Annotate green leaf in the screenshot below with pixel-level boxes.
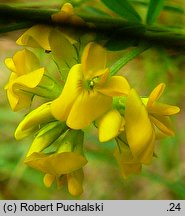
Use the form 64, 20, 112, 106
110, 43, 150, 76
0, 22, 33, 34
146, 0, 165, 25
131, 0, 185, 15
101, 0, 142, 23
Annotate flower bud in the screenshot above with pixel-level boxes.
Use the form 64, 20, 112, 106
26, 121, 67, 157
58, 130, 84, 155
15, 102, 54, 140
98, 109, 125, 142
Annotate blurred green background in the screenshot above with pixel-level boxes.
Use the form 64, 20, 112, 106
0, 0, 185, 199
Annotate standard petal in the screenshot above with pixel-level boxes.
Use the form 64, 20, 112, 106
4, 73, 18, 91
6, 85, 19, 111
150, 115, 175, 136
7, 85, 32, 111
81, 42, 106, 79
125, 89, 155, 164
98, 109, 124, 142
97, 76, 130, 96
67, 91, 112, 129
13, 68, 44, 88
51, 64, 83, 122
16, 25, 51, 50
67, 168, 84, 196
13, 49, 40, 75
147, 83, 166, 107
148, 102, 180, 116
24, 152, 88, 176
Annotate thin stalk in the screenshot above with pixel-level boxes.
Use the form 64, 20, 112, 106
110, 43, 150, 76
0, 4, 184, 50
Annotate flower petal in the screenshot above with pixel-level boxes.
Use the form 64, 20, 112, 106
13, 68, 44, 88
114, 143, 142, 178
81, 42, 106, 79
43, 174, 55, 188
52, 3, 84, 25
16, 25, 51, 50
67, 168, 84, 196
147, 83, 165, 107
51, 64, 83, 122
125, 89, 155, 164
52, 3, 74, 23
97, 76, 130, 96
148, 102, 180, 116
7, 86, 32, 111
15, 102, 54, 139
26, 121, 67, 157
67, 91, 112, 129
98, 109, 124, 142
150, 115, 175, 136
5, 58, 16, 72
24, 152, 87, 176
12, 49, 40, 75
49, 29, 77, 79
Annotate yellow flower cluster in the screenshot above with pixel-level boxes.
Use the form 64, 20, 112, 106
4, 3, 180, 196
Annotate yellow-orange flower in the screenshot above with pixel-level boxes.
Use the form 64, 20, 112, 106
98, 109, 125, 142
25, 130, 87, 196
16, 25, 52, 50
51, 2, 85, 26
125, 89, 155, 164
14, 102, 54, 140
16, 3, 81, 50
114, 136, 142, 178
146, 83, 180, 136
51, 42, 130, 129
4, 49, 45, 111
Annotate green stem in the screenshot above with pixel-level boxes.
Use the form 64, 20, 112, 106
110, 43, 150, 76
0, 22, 33, 33
0, 4, 184, 50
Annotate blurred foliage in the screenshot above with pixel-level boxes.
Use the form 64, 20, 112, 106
0, 0, 185, 200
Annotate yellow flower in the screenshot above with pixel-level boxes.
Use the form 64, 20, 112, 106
4, 49, 45, 111
44, 168, 84, 196
16, 25, 52, 50
49, 28, 78, 80
98, 109, 125, 142
51, 2, 85, 26
24, 130, 87, 196
125, 89, 155, 164
14, 102, 54, 140
25, 151, 86, 196
26, 121, 67, 157
114, 136, 142, 178
5, 49, 60, 111
145, 83, 180, 136
51, 42, 130, 129
25, 151, 87, 177
124, 84, 180, 164
16, 3, 79, 50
